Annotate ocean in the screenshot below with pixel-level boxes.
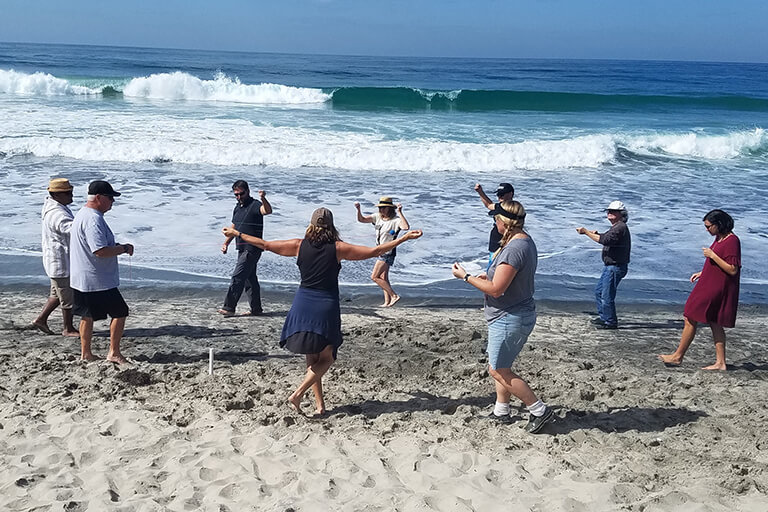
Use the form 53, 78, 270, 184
1, 42, 767, 303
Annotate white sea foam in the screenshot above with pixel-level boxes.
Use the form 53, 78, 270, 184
122, 71, 330, 104
0, 69, 102, 96
623, 128, 767, 159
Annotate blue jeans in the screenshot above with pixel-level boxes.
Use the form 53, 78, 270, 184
486, 310, 536, 370
595, 264, 628, 326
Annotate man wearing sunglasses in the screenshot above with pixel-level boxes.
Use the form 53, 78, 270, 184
219, 180, 273, 316
70, 180, 134, 364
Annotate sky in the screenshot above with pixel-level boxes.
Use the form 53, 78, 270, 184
2, 0, 767, 62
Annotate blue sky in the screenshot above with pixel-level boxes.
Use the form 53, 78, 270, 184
2, 0, 767, 62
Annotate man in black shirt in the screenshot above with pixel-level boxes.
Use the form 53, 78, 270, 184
577, 200, 631, 329
219, 180, 273, 316
474, 182, 515, 264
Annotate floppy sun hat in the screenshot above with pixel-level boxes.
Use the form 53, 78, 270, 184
604, 200, 626, 211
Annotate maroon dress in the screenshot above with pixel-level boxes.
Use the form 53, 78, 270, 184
683, 234, 741, 327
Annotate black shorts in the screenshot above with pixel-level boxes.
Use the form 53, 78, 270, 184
73, 288, 129, 321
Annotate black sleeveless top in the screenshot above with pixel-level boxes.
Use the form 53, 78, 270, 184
297, 239, 341, 293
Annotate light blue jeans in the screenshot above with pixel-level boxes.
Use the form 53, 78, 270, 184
486, 310, 536, 370
595, 264, 628, 326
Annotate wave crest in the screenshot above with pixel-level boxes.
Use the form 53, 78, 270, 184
122, 71, 331, 104
0, 69, 102, 96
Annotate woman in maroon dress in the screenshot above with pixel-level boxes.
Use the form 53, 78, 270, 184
659, 210, 741, 370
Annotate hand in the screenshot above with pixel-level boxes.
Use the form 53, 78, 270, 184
354, 201, 361, 210
221, 243, 228, 254
702, 247, 715, 259
452, 262, 466, 280
403, 229, 423, 240
258, 190, 266, 199
222, 226, 238, 238
474, 183, 483, 192
396, 203, 403, 211
576, 227, 587, 234
690, 272, 702, 283
122, 243, 134, 256
476, 272, 488, 281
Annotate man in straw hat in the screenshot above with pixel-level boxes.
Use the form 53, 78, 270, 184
33, 178, 80, 337
576, 200, 632, 330
70, 180, 134, 364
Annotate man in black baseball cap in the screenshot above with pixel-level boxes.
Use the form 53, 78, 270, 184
70, 179, 133, 364
87, 180, 121, 197
474, 182, 515, 265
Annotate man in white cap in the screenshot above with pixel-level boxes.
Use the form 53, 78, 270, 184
576, 201, 631, 329
33, 178, 80, 337
70, 180, 134, 363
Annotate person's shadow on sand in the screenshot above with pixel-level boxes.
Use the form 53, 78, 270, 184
328, 391, 491, 418
546, 406, 708, 434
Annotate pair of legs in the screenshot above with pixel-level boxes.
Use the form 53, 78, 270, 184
371, 259, 399, 307
288, 344, 335, 416
221, 250, 262, 314
34, 297, 79, 336
80, 316, 127, 364
658, 316, 727, 370
489, 367, 539, 408
34, 278, 79, 336
595, 264, 628, 326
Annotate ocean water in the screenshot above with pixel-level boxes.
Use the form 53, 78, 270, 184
1, 42, 767, 303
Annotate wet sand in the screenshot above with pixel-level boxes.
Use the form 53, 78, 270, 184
1, 285, 767, 511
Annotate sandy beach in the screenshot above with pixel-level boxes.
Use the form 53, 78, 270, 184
1, 285, 767, 511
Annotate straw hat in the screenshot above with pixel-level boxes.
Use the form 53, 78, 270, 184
47, 178, 73, 193
376, 196, 395, 208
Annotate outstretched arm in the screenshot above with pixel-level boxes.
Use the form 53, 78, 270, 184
354, 202, 374, 223
474, 183, 494, 210
396, 203, 410, 230
337, 229, 423, 261
222, 226, 301, 257
576, 226, 600, 243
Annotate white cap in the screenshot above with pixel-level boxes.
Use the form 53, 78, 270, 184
604, 200, 626, 211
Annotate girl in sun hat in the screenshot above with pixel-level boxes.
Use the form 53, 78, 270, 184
354, 196, 411, 307
223, 209, 422, 417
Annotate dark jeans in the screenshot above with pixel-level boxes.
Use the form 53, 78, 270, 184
595, 264, 628, 326
222, 250, 262, 313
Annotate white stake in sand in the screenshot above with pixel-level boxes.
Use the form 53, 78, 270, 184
208, 348, 214, 375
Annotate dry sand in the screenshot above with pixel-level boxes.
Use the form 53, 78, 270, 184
1, 285, 767, 511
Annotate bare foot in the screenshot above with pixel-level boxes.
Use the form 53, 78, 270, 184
288, 395, 304, 415
311, 409, 328, 419
218, 309, 235, 317
81, 353, 99, 362
658, 354, 682, 366
107, 354, 129, 365
32, 321, 54, 335
62, 330, 80, 338
388, 295, 401, 307
379, 302, 390, 307
702, 363, 727, 371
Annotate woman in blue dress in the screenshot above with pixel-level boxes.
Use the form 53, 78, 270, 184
224, 208, 422, 416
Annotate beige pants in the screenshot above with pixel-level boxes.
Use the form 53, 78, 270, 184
49, 277, 74, 309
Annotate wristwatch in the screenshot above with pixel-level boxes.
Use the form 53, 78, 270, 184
463, 273, 471, 282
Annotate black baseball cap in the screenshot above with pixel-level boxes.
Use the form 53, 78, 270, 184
88, 180, 121, 197
496, 183, 514, 197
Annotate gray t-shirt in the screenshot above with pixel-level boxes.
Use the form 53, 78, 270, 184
484, 236, 537, 322
372, 213, 401, 256
70, 206, 119, 292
